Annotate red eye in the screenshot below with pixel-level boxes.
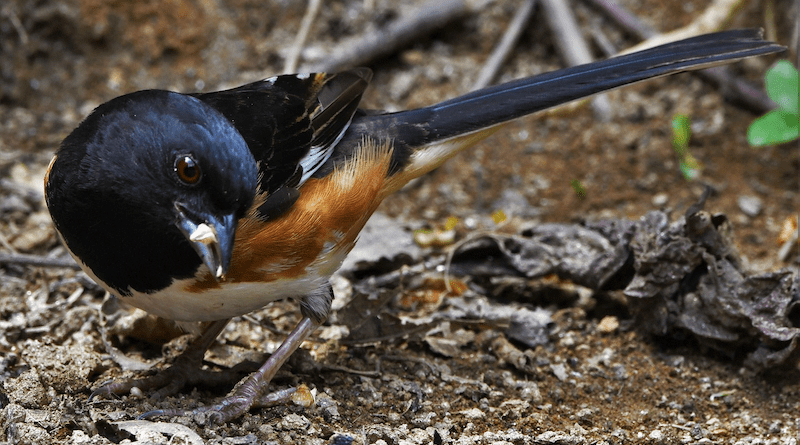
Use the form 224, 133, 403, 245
175, 155, 202, 185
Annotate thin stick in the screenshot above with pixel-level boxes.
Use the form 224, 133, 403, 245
589, 27, 619, 57
614, 0, 747, 52
777, 222, 799, 263
1, 5, 28, 45
283, 0, 323, 73
0, 232, 17, 254
583, 0, 778, 113
582, 0, 656, 39
472, 0, 537, 90
304, 0, 490, 73
540, 0, 612, 120
0, 252, 81, 270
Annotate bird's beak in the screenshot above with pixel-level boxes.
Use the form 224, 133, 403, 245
174, 203, 236, 281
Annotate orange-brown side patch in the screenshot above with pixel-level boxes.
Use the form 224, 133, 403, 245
380, 125, 503, 197
186, 137, 393, 292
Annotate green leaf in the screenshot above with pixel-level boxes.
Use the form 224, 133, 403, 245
766, 60, 799, 114
678, 153, 702, 180
679, 161, 700, 180
747, 109, 800, 146
570, 179, 586, 198
671, 114, 691, 152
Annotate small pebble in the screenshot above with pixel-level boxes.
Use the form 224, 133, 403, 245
459, 408, 485, 419
737, 195, 762, 217
277, 413, 310, 430
597, 316, 619, 334
611, 364, 629, 380
651, 193, 668, 207
291, 384, 315, 408
551, 363, 569, 382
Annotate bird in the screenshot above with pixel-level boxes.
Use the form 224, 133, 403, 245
45, 29, 783, 424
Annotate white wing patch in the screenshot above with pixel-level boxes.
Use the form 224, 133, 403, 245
297, 110, 354, 186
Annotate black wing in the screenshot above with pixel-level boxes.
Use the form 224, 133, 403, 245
193, 68, 372, 218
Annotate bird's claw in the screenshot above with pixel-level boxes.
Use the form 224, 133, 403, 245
138, 387, 299, 425
89, 354, 255, 403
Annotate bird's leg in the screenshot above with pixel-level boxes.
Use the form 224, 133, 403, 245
140, 316, 320, 424
140, 284, 333, 424
90, 319, 247, 400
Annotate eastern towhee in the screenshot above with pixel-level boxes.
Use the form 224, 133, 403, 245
45, 29, 784, 423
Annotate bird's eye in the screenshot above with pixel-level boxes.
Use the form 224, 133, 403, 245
174, 155, 202, 185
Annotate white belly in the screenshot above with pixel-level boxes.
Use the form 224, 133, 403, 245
121, 273, 329, 321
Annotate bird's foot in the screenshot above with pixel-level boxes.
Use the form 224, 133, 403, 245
90, 353, 255, 401
95, 317, 320, 424
90, 319, 251, 401
138, 317, 320, 424
139, 381, 307, 425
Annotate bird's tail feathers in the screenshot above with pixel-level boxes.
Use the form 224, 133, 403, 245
371, 28, 783, 192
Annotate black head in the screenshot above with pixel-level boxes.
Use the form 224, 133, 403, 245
46, 90, 258, 295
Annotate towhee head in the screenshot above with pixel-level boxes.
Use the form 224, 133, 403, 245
45, 90, 258, 297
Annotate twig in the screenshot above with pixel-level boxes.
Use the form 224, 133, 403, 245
303, 0, 491, 73
472, 0, 537, 90
0, 252, 81, 270
763, 0, 777, 43
582, 0, 656, 39
589, 27, 619, 57
777, 221, 799, 263
539, 0, 612, 120
0, 232, 17, 254
583, 0, 779, 114
540, 0, 593, 67
614, 0, 748, 52
283, 0, 323, 73
700, 66, 778, 114
375, 354, 439, 376
320, 362, 380, 377
1, 5, 28, 45
792, 0, 800, 55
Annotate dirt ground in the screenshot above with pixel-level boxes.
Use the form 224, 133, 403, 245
1, 0, 799, 443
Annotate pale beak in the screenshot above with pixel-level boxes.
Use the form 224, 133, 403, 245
174, 203, 236, 280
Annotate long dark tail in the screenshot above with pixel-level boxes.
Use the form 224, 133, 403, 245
331, 29, 783, 193
420, 29, 781, 137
